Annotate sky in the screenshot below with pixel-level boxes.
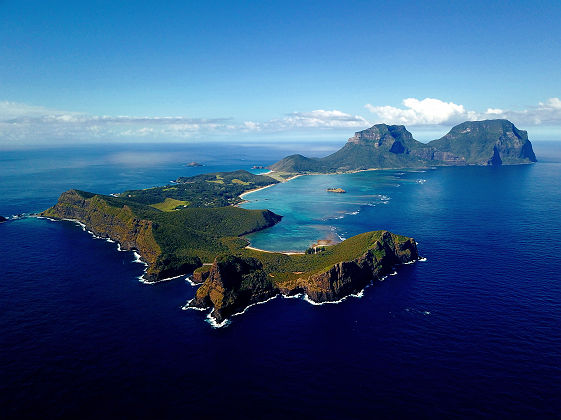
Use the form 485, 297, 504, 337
1, 0, 561, 146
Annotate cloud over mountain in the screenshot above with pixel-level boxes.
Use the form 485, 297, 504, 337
365, 97, 561, 128
1, 97, 561, 145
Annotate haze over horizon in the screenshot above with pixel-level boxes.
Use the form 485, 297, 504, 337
1, 0, 561, 146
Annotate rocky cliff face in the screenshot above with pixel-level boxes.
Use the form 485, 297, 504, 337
188, 231, 419, 323
187, 255, 278, 323
41, 189, 162, 278
347, 124, 421, 152
269, 119, 537, 173
428, 119, 537, 165
282, 231, 418, 301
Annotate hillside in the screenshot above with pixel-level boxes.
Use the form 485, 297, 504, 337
269, 119, 537, 173
427, 119, 537, 165
188, 230, 419, 323
41, 189, 282, 281
41, 172, 419, 324
120, 169, 279, 208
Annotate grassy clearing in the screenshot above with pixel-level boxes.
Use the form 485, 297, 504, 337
150, 198, 190, 212
231, 178, 251, 185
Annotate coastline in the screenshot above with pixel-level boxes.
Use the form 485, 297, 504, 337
238, 173, 303, 200
245, 244, 304, 255
238, 183, 276, 199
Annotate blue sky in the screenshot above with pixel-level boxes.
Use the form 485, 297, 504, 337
1, 0, 561, 145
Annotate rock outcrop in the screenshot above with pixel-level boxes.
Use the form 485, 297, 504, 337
191, 265, 212, 284
188, 255, 278, 323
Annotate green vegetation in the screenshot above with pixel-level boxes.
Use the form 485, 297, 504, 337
150, 198, 190, 211
43, 186, 282, 280
219, 230, 409, 284
231, 178, 250, 185
206, 174, 224, 184
269, 119, 536, 173
428, 120, 537, 165
43, 167, 416, 294
120, 169, 278, 207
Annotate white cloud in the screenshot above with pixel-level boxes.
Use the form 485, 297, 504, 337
0, 101, 234, 143
244, 109, 370, 132
365, 97, 561, 128
0, 101, 371, 144
486, 108, 504, 115
365, 97, 471, 125
2, 97, 561, 145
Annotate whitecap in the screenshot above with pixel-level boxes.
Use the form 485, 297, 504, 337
419, 257, 427, 262
182, 298, 208, 311
133, 252, 148, 266
62, 218, 87, 231
281, 293, 303, 299
185, 294, 284, 328
38, 216, 57, 222
139, 273, 185, 284
185, 276, 200, 287
206, 313, 231, 328
302, 285, 367, 306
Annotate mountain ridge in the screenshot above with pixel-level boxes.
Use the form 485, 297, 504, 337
269, 119, 537, 173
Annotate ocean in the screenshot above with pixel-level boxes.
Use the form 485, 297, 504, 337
1, 141, 560, 418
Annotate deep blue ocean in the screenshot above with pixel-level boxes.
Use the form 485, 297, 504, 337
1, 141, 561, 418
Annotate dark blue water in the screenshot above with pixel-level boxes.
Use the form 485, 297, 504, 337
1, 142, 561, 418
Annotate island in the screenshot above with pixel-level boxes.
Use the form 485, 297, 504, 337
269, 119, 537, 173
186, 161, 203, 167
41, 119, 535, 325
41, 169, 418, 325
327, 188, 346, 193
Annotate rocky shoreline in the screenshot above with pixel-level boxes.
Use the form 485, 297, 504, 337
186, 231, 419, 325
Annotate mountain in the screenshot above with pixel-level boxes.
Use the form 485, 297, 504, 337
427, 119, 537, 165
269, 119, 537, 173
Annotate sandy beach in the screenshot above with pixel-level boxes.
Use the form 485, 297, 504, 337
245, 245, 304, 255
238, 173, 303, 200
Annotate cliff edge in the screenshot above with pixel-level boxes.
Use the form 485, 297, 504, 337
187, 231, 419, 324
